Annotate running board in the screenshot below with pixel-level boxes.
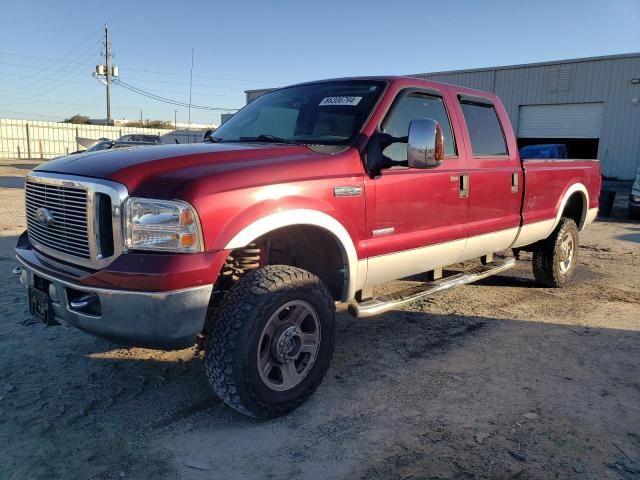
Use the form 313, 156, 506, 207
348, 257, 516, 318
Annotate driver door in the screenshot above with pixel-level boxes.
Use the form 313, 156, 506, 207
363, 88, 470, 288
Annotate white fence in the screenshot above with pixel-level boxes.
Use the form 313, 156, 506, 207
0, 119, 207, 159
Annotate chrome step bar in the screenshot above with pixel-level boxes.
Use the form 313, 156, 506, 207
348, 257, 516, 318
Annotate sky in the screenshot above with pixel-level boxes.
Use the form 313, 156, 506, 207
0, 0, 639, 125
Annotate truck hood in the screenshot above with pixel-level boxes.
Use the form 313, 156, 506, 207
34, 142, 328, 196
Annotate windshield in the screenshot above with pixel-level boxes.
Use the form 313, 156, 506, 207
212, 80, 386, 145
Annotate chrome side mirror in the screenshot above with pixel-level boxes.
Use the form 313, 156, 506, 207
407, 118, 444, 168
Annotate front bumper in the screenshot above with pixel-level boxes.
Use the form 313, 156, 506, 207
17, 257, 213, 350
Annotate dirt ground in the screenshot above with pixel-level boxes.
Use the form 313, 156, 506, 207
0, 158, 639, 480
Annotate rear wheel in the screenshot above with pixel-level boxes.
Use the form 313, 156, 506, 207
532, 217, 579, 288
205, 265, 335, 418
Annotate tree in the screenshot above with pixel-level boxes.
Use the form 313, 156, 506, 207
123, 119, 173, 129
63, 114, 91, 124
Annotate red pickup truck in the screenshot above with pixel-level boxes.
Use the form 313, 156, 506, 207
16, 76, 600, 418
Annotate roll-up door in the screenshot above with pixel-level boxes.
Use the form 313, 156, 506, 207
518, 103, 603, 138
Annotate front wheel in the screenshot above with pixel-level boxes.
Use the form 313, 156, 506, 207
205, 265, 335, 418
532, 217, 579, 288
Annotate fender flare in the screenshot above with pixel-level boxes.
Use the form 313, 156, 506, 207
225, 209, 360, 301
552, 183, 589, 231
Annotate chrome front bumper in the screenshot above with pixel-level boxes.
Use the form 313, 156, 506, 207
17, 258, 213, 349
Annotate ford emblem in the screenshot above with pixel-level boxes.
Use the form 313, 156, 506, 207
35, 207, 55, 226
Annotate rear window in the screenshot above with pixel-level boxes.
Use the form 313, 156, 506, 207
459, 100, 508, 156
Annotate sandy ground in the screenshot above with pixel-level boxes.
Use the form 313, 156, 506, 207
0, 158, 639, 480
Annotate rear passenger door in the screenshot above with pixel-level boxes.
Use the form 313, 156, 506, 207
455, 94, 521, 258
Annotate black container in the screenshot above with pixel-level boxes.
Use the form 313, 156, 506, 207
598, 190, 616, 217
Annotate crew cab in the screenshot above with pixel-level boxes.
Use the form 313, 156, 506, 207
15, 77, 600, 418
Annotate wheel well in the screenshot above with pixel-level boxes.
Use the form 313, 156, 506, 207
562, 192, 587, 229
251, 226, 347, 300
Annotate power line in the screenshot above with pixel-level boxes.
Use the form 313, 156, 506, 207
0, 51, 274, 84
0, 67, 244, 99
0, 97, 152, 112
8, 51, 100, 102
0, 71, 94, 87
123, 66, 273, 84
0, 45, 101, 100
0, 108, 62, 120
3, 28, 103, 94
0, 60, 257, 91
113, 79, 239, 111
0, 61, 94, 75
0, 51, 96, 66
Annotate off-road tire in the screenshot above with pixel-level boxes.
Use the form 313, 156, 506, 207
532, 217, 579, 288
205, 265, 335, 418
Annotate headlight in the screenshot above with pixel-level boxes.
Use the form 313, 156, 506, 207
631, 195, 640, 203
124, 197, 203, 252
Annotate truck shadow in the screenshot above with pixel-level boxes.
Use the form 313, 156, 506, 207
0, 176, 25, 188
9, 163, 41, 171
616, 226, 640, 244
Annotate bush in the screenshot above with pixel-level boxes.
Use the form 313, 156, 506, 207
123, 120, 173, 129
63, 114, 90, 124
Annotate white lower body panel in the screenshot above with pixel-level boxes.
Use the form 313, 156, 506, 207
361, 207, 598, 290
583, 207, 598, 228
364, 227, 518, 289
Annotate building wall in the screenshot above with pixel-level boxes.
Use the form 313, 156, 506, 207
414, 54, 640, 180
245, 89, 274, 104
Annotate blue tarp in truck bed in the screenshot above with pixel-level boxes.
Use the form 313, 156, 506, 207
519, 144, 567, 159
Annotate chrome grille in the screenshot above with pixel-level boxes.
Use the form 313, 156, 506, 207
24, 172, 128, 269
25, 180, 90, 259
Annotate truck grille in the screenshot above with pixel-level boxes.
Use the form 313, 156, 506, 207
24, 173, 127, 269
25, 180, 91, 259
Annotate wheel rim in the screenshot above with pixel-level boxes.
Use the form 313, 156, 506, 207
558, 232, 575, 274
257, 300, 321, 391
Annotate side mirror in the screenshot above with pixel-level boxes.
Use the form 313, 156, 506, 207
407, 118, 444, 168
202, 129, 213, 142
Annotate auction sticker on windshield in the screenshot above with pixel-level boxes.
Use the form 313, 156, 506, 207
319, 96, 362, 106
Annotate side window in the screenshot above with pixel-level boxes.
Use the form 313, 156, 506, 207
381, 93, 456, 162
459, 100, 508, 156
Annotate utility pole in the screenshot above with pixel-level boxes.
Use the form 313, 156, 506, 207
95, 25, 118, 124
140, 110, 143, 126
104, 24, 111, 125
174, 109, 177, 129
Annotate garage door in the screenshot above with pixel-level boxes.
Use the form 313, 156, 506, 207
518, 103, 604, 138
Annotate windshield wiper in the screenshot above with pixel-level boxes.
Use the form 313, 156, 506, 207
239, 134, 304, 146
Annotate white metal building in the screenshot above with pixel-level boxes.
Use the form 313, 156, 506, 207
413, 53, 640, 180
246, 53, 640, 180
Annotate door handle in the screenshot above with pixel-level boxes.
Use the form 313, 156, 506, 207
459, 174, 469, 198
511, 172, 519, 193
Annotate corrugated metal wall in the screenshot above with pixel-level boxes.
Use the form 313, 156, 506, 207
414, 54, 640, 179
0, 119, 206, 159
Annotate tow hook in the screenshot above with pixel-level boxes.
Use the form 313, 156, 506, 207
12, 266, 22, 274
70, 293, 98, 309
